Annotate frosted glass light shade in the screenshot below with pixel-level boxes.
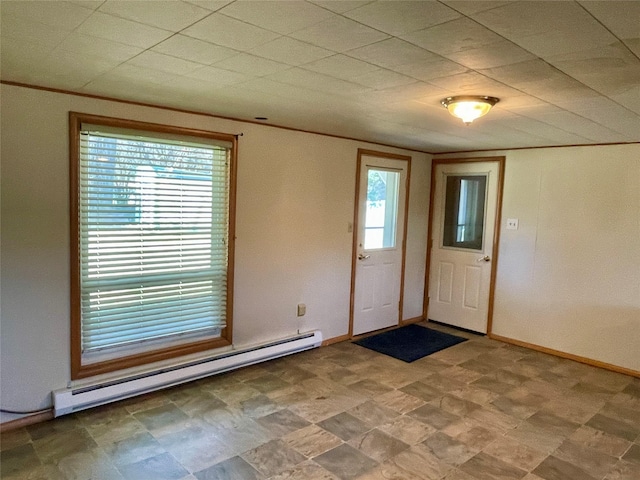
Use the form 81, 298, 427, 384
441, 96, 499, 125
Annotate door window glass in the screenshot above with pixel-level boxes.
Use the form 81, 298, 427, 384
364, 168, 400, 249
443, 174, 487, 250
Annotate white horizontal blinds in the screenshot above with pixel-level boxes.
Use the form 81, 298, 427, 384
79, 127, 230, 353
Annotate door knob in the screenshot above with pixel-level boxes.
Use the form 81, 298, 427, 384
477, 255, 490, 262
358, 254, 371, 260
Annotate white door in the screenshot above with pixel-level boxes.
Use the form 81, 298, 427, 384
352, 154, 409, 336
428, 161, 500, 333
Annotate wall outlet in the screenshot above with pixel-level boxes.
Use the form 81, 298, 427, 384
506, 218, 519, 230
297, 304, 306, 316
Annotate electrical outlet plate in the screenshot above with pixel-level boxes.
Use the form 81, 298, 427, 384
506, 218, 519, 230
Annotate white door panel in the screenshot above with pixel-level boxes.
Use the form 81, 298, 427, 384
428, 161, 500, 333
437, 262, 454, 304
352, 154, 409, 336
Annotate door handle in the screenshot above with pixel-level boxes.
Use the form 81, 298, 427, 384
358, 254, 371, 260
477, 255, 491, 262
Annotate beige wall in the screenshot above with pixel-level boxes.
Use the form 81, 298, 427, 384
0, 84, 431, 420
435, 145, 640, 372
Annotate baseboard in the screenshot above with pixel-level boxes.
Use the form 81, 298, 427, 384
322, 334, 350, 346
489, 333, 640, 378
0, 411, 54, 433
400, 316, 424, 326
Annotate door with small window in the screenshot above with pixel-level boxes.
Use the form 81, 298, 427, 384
352, 151, 409, 336
428, 160, 501, 333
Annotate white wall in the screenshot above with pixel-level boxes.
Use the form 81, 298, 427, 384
0, 84, 431, 420
435, 145, 640, 372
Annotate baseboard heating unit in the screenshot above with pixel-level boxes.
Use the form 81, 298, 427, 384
53, 330, 322, 417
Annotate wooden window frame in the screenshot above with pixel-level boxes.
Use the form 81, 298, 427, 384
69, 112, 237, 380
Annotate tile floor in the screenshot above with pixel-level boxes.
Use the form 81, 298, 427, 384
2, 323, 639, 480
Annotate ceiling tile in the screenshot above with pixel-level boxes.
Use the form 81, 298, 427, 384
0, 37, 55, 79
249, 37, 333, 66
496, 96, 552, 110
45, 49, 119, 76
479, 59, 568, 87
551, 98, 640, 138
402, 17, 503, 55
440, 1, 511, 16
24, 50, 122, 89
55, 32, 143, 63
266, 68, 370, 96
290, 15, 389, 52
98, 0, 211, 31
308, 1, 374, 14
77, 12, 173, 48
394, 57, 469, 82
219, 0, 334, 34
302, 54, 380, 80
524, 110, 630, 142
623, 38, 640, 57
523, 81, 602, 107
149, 76, 211, 98
514, 25, 618, 58
184, 65, 250, 86
579, 1, 640, 39
347, 38, 440, 68
472, 1, 601, 39
351, 69, 418, 89
427, 71, 518, 96
152, 35, 238, 65
183, 1, 234, 12
443, 40, 535, 69
182, 13, 280, 50
68, 1, 104, 9
1, 13, 71, 47
344, 0, 460, 36
99, 63, 182, 86
545, 43, 640, 97
355, 82, 449, 105
494, 115, 592, 144
609, 86, 640, 116
239, 77, 334, 105
84, 75, 176, 100
1, 0, 93, 30
126, 51, 205, 76
213, 53, 291, 76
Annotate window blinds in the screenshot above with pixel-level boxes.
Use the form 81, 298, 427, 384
79, 128, 230, 353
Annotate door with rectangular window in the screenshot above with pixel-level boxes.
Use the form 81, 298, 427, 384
352, 151, 410, 336
427, 160, 502, 333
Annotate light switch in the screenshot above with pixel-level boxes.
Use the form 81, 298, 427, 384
506, 218, 519, 230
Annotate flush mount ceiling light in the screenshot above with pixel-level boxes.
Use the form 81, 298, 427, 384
441, 96, 500, 125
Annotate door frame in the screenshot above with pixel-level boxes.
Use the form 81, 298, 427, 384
423, 156, 505, 335
349, 149, 412, 338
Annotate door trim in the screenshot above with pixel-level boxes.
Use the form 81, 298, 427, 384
349, 149, 412, 338
423, 156, 505, 335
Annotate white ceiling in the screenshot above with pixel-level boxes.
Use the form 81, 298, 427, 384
1, 0, 639, 153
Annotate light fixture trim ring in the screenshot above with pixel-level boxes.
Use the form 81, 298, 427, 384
440, 95, 500, 108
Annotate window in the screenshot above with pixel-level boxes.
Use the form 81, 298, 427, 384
364, 168, 400, 249
70, 113, 236, 379
442, 174, 487, 251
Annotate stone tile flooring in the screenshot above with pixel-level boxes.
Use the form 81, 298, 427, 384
2, 323, 639, 479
